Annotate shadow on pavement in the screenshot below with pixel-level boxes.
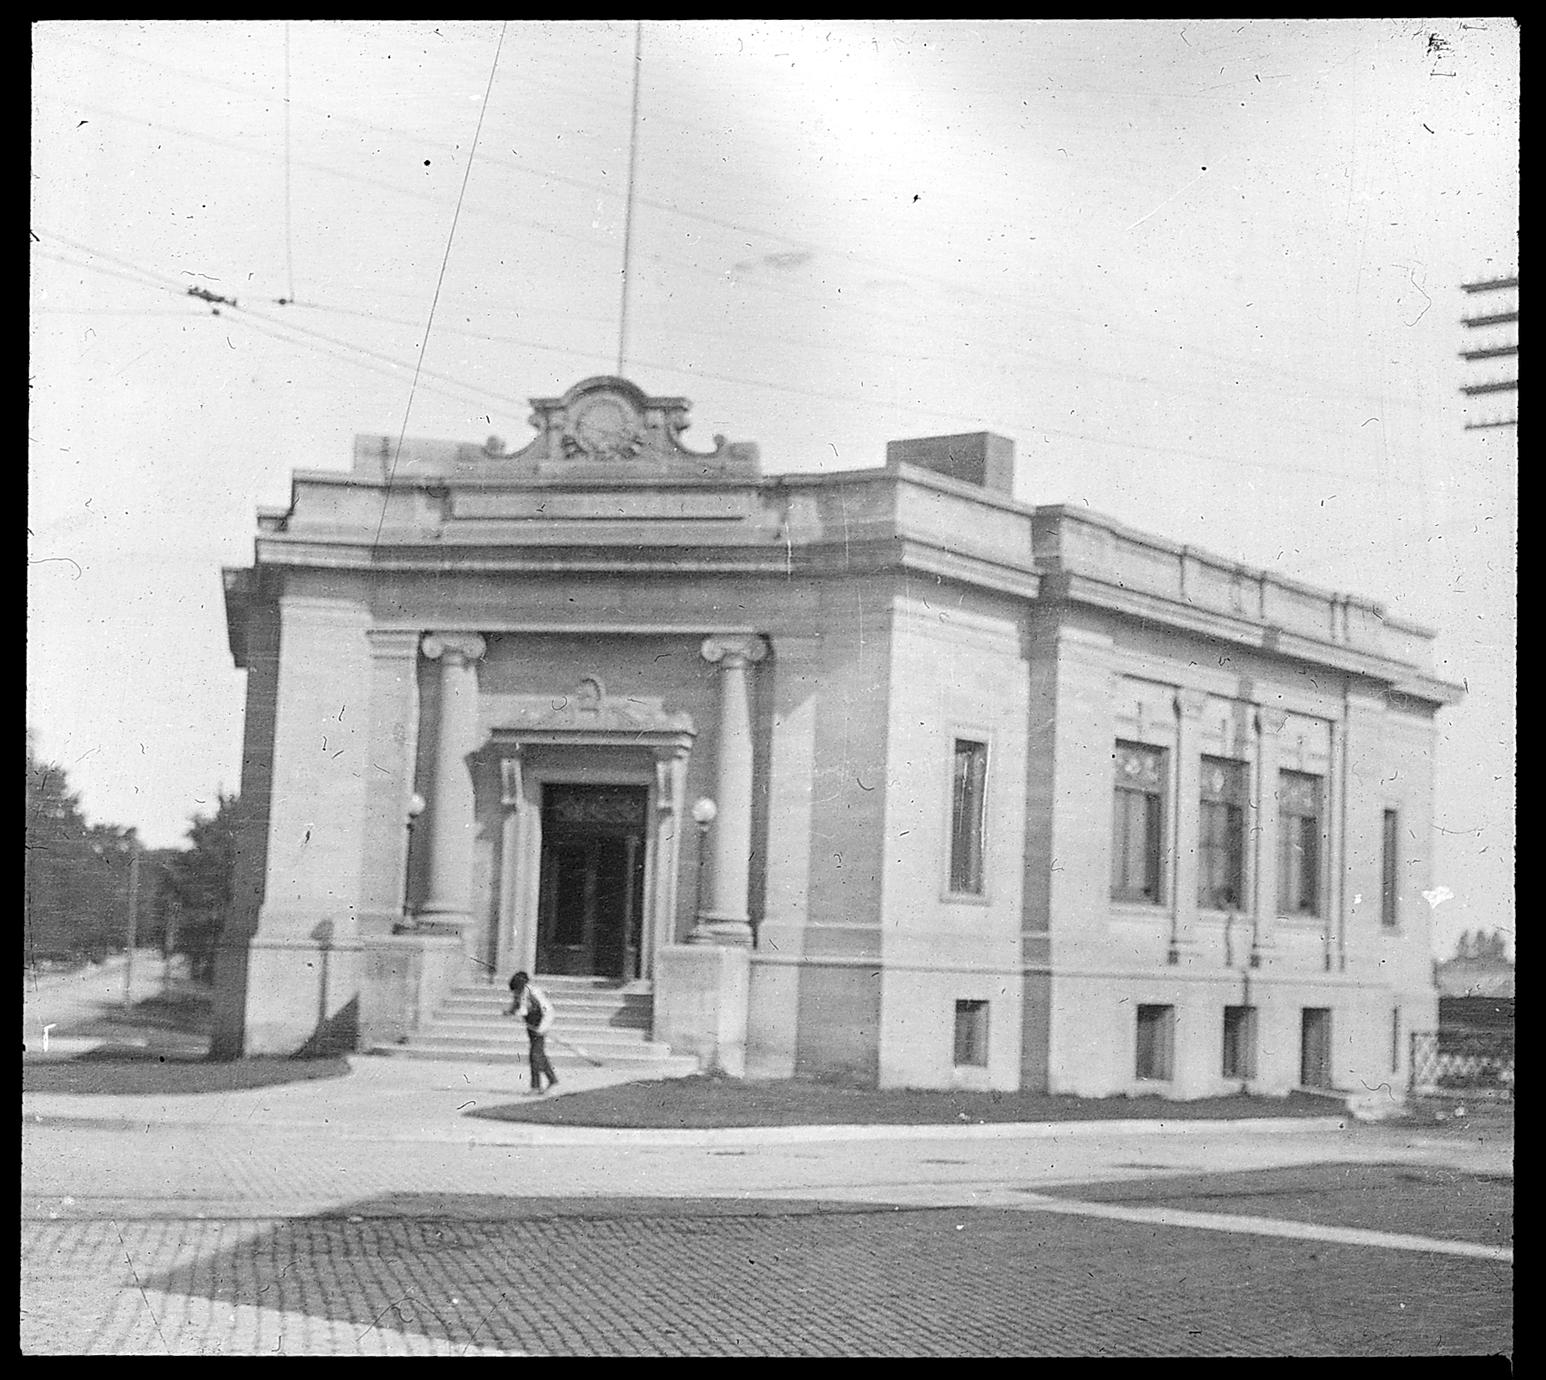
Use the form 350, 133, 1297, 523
22, 1056, 353, 1096
1040, 1160, 1514, 1251
134, 1187, 1512, 1356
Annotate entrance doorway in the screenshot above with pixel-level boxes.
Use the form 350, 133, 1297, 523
537, 784, 648, 979
1300, 1007, 1333, 1088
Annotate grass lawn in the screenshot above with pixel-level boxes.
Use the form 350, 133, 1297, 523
467, 1075, 1351, 1129
22, 1056, 353, 1096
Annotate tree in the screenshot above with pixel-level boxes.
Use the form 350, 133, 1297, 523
1452, 928, 1511, 964
158, 791, 240, 983
25, 728, 140, 964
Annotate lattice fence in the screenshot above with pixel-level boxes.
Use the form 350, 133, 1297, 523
1410, 1030, 1515, 1098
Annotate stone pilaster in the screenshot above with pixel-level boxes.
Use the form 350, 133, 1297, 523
1252, 706, 1288, 961
1171, 688, 1209, 955
359, 630, 423, 939
237, 591, 372, 1055
690, 633, 768, 946
414, 631, 486, 940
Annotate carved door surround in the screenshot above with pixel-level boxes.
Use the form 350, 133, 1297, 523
485, 678, 694, 982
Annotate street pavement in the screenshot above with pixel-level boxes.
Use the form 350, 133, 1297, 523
21, 962, 1514, 1357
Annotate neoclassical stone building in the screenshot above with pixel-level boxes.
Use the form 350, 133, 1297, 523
213, 376, 1459, 1097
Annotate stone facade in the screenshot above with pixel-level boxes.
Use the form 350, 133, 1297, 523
215, 375, 1460, 1097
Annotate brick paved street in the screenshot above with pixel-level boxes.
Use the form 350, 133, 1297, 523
24, 1184, 1510, 1356
21, 1105, 1512, 1356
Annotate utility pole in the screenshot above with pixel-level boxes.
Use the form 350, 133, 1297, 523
162, 893, 180, 998
123, 839, 140, 1010
1459, 274, 1518, 430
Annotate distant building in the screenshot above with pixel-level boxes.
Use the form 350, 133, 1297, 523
1435, 950, 1515, 1034
213, 376, 1460, 1097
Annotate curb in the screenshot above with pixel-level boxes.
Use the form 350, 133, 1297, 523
22, 1107, 1350, 1147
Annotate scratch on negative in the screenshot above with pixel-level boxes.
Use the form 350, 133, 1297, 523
113, 1221, 170, 1352
359, 1294, 412, 1343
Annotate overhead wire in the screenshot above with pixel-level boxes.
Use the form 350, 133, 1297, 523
36, 88, 1426, 427
40, 170, 1434, 457
371, 20, 508, 552
37, 36, 1427, 412
283, 22, 296, 304
34, 233, 1413, 489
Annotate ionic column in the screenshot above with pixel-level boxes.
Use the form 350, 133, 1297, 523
415, 631, 486, 938
691, 634, 768, 945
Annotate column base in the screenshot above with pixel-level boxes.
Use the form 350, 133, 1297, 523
360, 932, 468, 1048
408, 905, 473, 942
687, 912, 754, 947
655, 943, 750, 1076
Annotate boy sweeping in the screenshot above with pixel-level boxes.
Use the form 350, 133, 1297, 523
506, 971, 559, 1094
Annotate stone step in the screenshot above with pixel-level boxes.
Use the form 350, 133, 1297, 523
435, 1010, 653, 1032
380, 973, 670, 1069
464, 976, 651, 993
371, 1042, 698, 1074
408, 1032, 680, 1063
420, 1022, 658, 1048
438, 991, 653, 1014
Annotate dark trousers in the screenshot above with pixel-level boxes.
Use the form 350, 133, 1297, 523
528, 1031, 558, 1089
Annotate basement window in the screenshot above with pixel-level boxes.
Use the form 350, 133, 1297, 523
1136, 1004, 1175, 1081
954, 1000, 989, 1067
1222, 1005, 1258, 1080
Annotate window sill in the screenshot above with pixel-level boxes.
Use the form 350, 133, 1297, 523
939, 890, 993, 907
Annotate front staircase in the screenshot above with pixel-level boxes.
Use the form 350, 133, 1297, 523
372, 975, 698, 1075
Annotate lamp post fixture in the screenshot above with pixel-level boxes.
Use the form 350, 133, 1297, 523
690, 796, 717, 930
402, 792, 427, 924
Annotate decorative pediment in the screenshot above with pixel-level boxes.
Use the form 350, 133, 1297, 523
490, 377, 760, 479
490, 676, 695, 747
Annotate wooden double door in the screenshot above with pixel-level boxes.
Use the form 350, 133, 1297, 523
536, 784, 648, 980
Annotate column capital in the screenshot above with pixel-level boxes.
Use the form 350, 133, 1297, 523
1256, 706, 1290, 736
701, 634, 768, 670
1175, 688, 1210, 719
367, 629, 424, 659
423, 631, 487, 665
499, 751, 525, 809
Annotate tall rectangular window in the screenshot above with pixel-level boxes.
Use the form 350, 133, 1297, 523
1390, 1007, 1402, 1075
1381, 809, 1400, 927
1112, 742, 1166, 903
1222, 1005, 1258, 1080
1135, 1004, 1175, 1080
1277, 771, 1323, 916
954, 1000, 989, 1067
1198, 757, 1247, 910
949, 739, 988, 895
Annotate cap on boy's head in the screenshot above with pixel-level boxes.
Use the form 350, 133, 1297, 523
508, 971, 530, 991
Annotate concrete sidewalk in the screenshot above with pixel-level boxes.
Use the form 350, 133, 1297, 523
23, 1048, 1355, 1147
23, 958, 1365, 1147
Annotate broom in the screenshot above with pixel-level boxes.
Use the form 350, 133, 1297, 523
551, 1034, 606, 1068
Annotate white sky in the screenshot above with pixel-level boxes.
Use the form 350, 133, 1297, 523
29, 20, 1517, 958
